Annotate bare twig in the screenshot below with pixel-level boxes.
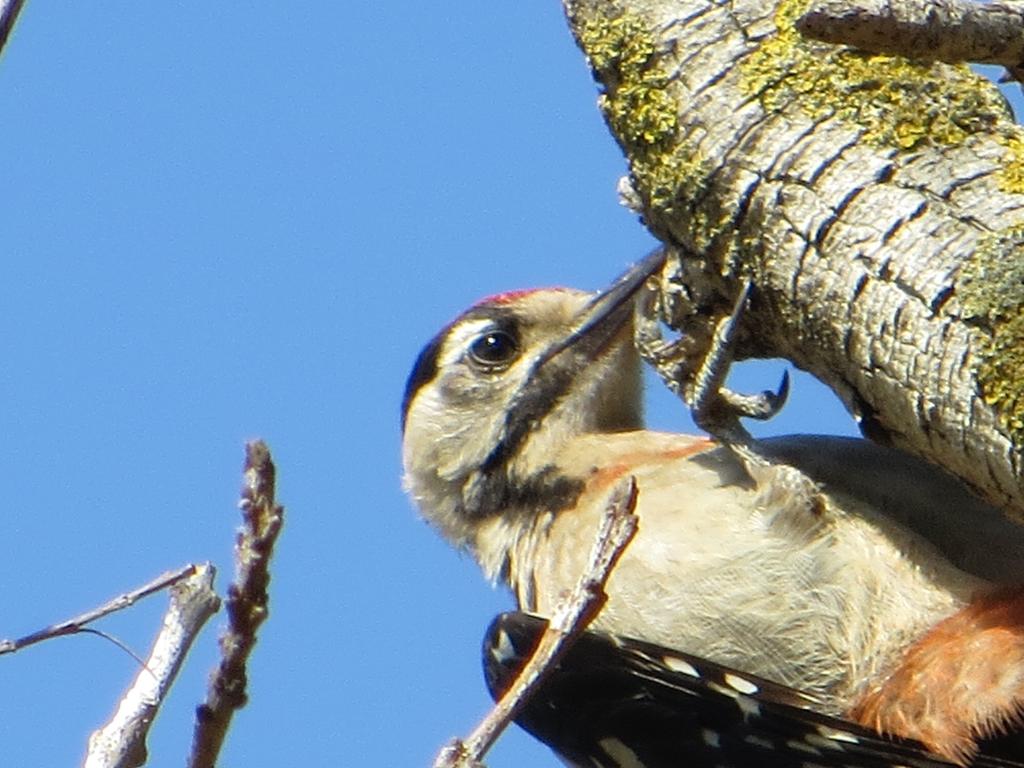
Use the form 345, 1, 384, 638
433, 476, 640, 768
0, 0, 26, 57
0, 565, 199, 656
797, 0, 1024, 74
84, 564, 220, 768
188, 440, 285, 768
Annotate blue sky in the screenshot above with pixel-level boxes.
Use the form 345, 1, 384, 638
0, 4, 1018, 767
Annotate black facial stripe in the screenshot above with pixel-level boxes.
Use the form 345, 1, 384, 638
401, 330, 445, 433
480, 300, 628, 478
464, 464, 585, 520
481, 358, 577, 475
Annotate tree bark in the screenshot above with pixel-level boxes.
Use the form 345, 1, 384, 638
562, 0, 1024, 518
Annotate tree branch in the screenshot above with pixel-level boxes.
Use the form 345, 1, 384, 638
84, 564, 220, 768
796, 0, 1024, 76
188, 440, 285, 768
0, 0, 26, 57
0, 564, 200, 656
433, 476, 639, 768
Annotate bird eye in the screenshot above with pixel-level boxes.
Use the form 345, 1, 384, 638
468, 330, 519, 369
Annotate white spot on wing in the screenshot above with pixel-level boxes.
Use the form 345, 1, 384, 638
490, 628, 514, 663
597, 737, 645, 768
724, 672, 758, 694
803, 734, 841, 751
815, 725, 860, 744
785, 739, 821, 755
743, 734, 774, 750
736, 695, 761, 720
663, 655, 700, 677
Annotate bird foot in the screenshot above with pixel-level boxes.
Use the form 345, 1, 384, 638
635, 275, 788, 448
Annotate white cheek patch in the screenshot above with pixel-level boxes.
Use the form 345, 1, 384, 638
408, 375, 496, 480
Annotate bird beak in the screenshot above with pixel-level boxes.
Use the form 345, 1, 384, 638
539, 248, 667, 367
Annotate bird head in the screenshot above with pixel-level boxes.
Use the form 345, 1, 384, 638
401, 253, 663, 553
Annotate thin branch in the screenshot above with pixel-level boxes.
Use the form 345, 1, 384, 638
84, 564, 221, 768
0, 564, 199, 655
188, 440, 285, 768
433, 476, 640, 768
0, 0, 26, 57
797, 0, 1024, 72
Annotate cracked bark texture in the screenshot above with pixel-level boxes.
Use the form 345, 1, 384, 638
562, 0, 1024, 518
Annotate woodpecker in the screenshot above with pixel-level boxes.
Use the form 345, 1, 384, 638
401, 255, 1024, 765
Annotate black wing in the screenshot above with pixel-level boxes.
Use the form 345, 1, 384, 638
483, 612, 1024, 768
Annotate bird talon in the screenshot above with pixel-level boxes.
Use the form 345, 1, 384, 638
718, 371, 790, 421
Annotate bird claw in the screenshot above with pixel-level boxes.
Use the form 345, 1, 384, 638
636, 276, 789, 444
718, 371, 790, 422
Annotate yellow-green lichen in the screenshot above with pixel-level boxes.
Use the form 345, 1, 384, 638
578, 13, 709, 222
960, 226, 1024, 437
997, 131, 1024, 194
742, 0, 1012, 152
